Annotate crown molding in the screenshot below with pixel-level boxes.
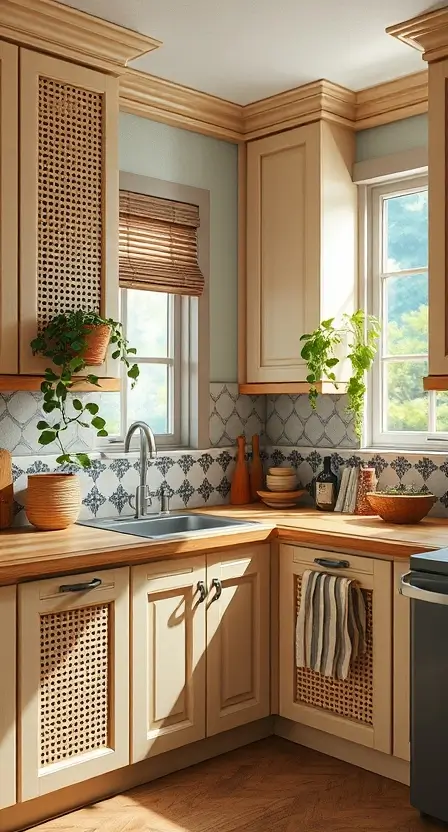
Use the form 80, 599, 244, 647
120, 69, 244, 140
387, 8, 448, 63
242, 80, 356, 140
355, 70, 428, 130
118, 69, 430, 142
0, 0, 161, 74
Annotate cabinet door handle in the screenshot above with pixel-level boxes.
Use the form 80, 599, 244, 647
59, 577, 102, 593
211, 577, 222, 601
314, 558, 350, 569
197, 580, 207, 603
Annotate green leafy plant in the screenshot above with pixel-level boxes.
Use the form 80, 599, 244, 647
376, 485, 432, 496
30, 310, 139, 468
300, 310, 380, 438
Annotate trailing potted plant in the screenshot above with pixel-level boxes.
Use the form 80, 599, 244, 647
26, 311, 140, 530
299, 310, 380, 438
366, 485, 436, 525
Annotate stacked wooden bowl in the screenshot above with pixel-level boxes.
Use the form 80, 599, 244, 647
257, 467, 305, 508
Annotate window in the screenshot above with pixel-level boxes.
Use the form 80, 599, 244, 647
100, 178, 208, 450
100, 288, 183, 446
368, 175, 448, 447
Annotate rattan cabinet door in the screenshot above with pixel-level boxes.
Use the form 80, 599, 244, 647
19, 49, 119, 376
0, 41, 18, 373
279, 545, 392, 754
0, 585, 16, 809
19, 567, 129, 800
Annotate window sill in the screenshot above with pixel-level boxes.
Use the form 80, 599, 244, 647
362, 446, 448, 457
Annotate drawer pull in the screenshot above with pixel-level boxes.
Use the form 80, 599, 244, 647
314, 558, 350, 569
59, 577, 102, 593
210, 577, 222, 601
197, 580, 207, 603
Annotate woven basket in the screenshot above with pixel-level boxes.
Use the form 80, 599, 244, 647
82, 324, 111, 366
26, 474, 81, 530
366, 492, 436, 524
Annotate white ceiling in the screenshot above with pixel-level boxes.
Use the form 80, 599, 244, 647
59, 0, 428, 104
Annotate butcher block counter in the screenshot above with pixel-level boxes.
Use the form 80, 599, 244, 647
199, 504, 448, 558
0, 504, 447, 585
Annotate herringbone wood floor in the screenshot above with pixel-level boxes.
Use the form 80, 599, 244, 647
32, 737, 435, 832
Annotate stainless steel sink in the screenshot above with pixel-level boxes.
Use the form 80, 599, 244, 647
78, 513, 257, 540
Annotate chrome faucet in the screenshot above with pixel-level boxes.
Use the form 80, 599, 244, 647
125, 421, 157, 518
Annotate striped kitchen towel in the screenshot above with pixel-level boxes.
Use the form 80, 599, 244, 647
295, 570, 366, 681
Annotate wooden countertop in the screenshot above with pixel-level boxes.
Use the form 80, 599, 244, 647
0, 521, 275, 586
197, 504, 448, 560
0, 504, 447, 586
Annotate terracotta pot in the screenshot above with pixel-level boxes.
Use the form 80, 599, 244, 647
366, 492, 436, 525
26, 474, 81, 531
82, 324, 111, 366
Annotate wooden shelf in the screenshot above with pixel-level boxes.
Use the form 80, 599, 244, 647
423, 376, 448, 391
0, 376, 120, 392
238, 381, 348, 395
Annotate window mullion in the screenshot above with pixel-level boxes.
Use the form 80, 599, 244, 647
429, 391, 436, 433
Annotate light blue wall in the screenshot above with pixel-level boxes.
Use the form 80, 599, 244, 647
119, 113, 238, 383
355, 114, 428, 162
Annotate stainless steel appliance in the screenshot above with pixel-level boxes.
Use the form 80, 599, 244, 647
401, 549, 448, 824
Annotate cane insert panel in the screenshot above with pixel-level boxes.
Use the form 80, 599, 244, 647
295, 575, 374, 726
39, 603, 110, 768
37, 76, 103, 329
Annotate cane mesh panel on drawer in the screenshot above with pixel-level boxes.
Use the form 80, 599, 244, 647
295, 576, 373, 725
37, 77, 103, 329
39, 603, 110, 768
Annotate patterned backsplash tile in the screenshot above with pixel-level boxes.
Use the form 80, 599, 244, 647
266, 446, 448, 517
4, 385, 448, 524
209, 383, 265, 446
265, 394, 358, 448
0, 384, 265, 455
12, 448, 239, 526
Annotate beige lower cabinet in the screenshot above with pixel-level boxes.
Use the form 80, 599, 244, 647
206, 545, 270, 736
393, 560, 410, 762
279, 545, 392, 753
0, 585, 16, 809
131, 546, 270, 756
19, 567, 129, 800
131, 557, 207, 761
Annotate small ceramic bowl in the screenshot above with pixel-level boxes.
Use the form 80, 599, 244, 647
268, 467, 296, 477
266, 474, 297, 491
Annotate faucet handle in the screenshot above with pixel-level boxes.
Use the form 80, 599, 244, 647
160, 486, 170, 515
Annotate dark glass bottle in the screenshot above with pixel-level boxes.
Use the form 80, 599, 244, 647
315, 456, 337, 511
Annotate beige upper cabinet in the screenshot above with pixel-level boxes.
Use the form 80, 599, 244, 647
206, 545, 270, 735
19, 49, 119, 376
19, 568, 129, 800
279, 545, 392, 753
0, 585, 16, 810
0, 41, 18, 374
245, 121, 356, 384
131, 557, 207, 762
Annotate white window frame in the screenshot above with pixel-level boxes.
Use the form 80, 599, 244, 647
98, 171, 210, 452
364, 173, 448, 449
117, 288, 183, 448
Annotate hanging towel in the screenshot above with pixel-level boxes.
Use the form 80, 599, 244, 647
295, 569, 367, 681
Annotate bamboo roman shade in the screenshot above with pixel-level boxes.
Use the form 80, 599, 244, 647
119, 190, 204, 296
